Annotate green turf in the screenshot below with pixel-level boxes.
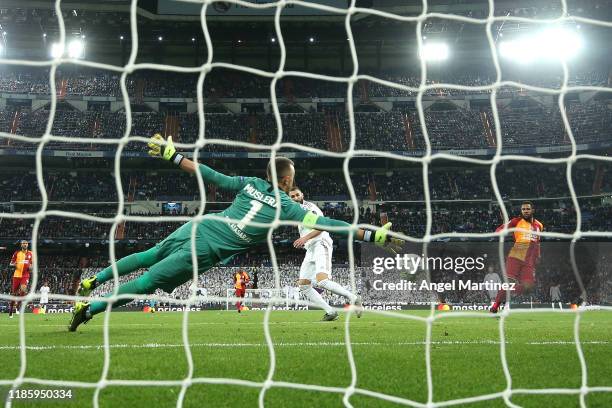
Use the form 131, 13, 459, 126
0, 310, 610, 407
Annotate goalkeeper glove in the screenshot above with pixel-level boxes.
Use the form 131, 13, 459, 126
374, 222, 393, 245
147, 134, 184, 165
366, 223, 404, 253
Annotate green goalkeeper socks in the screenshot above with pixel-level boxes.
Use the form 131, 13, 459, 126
90, 247, 161, 316
95, 247, 161, 284
89, 274, 157, 315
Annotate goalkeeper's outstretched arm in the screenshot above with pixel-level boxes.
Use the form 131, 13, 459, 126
148, 133, 403, 249
282, 199, 402, 249
147, 134, 247, 191
307, 213, 397, 246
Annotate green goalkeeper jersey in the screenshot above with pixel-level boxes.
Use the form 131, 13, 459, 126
193, 164, 352, 264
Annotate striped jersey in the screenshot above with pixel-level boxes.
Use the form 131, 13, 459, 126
11, 250, 33, 278
234, 270, 250, 290
496, 217, 543, 264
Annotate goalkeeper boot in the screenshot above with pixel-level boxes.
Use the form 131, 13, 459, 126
68, 302, 92, 332
321, 311, 339, 322
353, 295, 363, 318
78, 276, 98, 297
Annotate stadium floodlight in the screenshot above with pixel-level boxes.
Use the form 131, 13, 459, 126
420, 42, 449, 62
499, 27, 582, 63
67, 39, 84, 58
499, 38, 535, 64
539, 27, 583, 60
50, 42, 64, 58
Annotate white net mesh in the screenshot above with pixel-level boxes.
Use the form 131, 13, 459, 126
1, 0, 611, 407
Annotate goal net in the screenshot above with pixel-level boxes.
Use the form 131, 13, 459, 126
0, 0, 611, 407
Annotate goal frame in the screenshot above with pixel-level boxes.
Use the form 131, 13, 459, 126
224, 287, 295, 310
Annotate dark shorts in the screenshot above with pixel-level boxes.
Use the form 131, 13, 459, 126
12, 276, 29, 293
235, 288, 246, 298
505, 257, 535, 284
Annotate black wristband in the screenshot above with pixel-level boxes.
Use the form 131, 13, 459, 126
171, 152, 184, 166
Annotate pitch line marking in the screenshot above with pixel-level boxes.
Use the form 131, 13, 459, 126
0, 340, 608, 351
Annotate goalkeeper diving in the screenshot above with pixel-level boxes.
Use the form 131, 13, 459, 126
69, 134, 400, 331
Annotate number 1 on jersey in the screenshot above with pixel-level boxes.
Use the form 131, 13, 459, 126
237, 200, 264, 230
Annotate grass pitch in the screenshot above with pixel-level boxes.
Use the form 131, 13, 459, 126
0, 309, 611, 407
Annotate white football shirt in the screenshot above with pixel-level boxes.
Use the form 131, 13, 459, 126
40, 285, 50, 303
550, 285, 561, 300
297, 200, 333, 250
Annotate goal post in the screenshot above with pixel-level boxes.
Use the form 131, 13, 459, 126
225, 288, 295, 310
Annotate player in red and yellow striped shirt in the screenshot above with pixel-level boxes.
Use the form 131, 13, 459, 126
8, 240, 33, 318
491, 201, 543, 313
233, 270, 250, 312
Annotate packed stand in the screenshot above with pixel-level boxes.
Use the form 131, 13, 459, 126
0, 162, 605, 203
1, 104, 610, 152
3, 204, 609, 242
0, 68, 608, 100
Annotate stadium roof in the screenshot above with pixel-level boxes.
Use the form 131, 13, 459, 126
0, 1, 609, 71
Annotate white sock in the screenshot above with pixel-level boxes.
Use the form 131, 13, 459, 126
317, 279, 357, 303
552, 303, 555, 309
300, 285, 334, 314
559, 302, 563, 310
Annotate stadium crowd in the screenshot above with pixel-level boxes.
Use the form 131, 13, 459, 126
1, 63, 610, 311
0, 68, 608, 99
0, 161, 606, 203
1, 204, 610, 244
1, 102, 610, 152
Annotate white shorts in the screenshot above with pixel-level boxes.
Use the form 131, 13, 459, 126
40, 297, 48, 304
299, 241, 332, 282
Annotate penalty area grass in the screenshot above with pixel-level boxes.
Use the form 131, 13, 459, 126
0, 309, 610, 407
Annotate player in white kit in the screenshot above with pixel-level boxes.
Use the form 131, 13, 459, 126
483, 267, 501, 306
550, 283, 562, 309
289, 187, 362, 321
39, 281, 50, 313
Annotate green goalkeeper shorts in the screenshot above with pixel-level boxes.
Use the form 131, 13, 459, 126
149, 221, 220, 292
155, 221, 197, 258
